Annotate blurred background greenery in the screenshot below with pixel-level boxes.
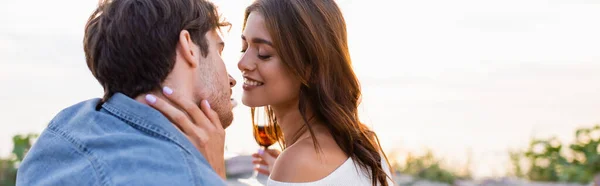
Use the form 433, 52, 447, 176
509, 125, 600, 184
1, 125, 598, 185
391, 125, 600, 185
0, 134, 37, 186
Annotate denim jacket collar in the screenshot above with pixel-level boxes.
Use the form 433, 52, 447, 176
101, 93, 207, 164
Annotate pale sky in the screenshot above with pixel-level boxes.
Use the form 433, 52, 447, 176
1, 0, 599, 178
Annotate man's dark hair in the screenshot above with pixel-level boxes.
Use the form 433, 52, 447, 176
83, 0, 229, 106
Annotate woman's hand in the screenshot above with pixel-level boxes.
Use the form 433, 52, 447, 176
252, 149, 281, 176
145, 86, 227, 179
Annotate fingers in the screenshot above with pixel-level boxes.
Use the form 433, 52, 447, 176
147, 87, 222, 149
252, 152, 268, 166
145, 94, 207, 143
251, 149, 276, 176
200, 99, 222, 130
252, 159, 268, 166
264, 149, 281, 157
161, 86, 212, 129
254, 167, 270, 176
189, 126, 210, 147
257, 150, 277, 165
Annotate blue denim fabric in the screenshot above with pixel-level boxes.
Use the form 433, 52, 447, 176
17, 93, 225, 186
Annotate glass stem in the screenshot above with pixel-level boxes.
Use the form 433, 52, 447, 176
250, 168, 259, 179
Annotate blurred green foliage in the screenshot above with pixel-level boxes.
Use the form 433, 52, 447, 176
398, 150, 472, 184
510, 125, 600, 184
0, 134, 38, 186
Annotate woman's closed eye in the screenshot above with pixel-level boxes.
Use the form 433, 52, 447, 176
240, 46, 271, 60
257, 53, 271, 60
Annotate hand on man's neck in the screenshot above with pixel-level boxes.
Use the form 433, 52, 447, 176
134, 89, 166, 106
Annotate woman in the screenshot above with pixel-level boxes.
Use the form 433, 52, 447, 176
150, 0, 394, 185
240, 0, 393, 185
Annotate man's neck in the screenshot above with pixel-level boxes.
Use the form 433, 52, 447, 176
134, 82, 197, 107
134, 90, 166, 106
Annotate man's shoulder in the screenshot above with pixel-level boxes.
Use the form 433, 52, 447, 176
18, 128, 202, 185
47, 98, 137, 141
44, 98, 181, 159
17, 127, 103, 185
44, 97, 187, 162
19, 98, 207, 185
49, 98, 103, 129
21, 98, 226, 185
35, 97, 184, 168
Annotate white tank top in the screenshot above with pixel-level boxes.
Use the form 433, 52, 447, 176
267, 158, 394, 186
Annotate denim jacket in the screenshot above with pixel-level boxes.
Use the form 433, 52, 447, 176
17, 93, 226, 186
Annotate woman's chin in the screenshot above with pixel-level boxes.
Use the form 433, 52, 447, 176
241, 98, 268, 108
241, 97, 258, 107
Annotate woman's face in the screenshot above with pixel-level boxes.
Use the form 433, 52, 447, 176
238, 12, 301, 108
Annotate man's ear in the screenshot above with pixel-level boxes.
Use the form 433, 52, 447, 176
177, 30, 199, 68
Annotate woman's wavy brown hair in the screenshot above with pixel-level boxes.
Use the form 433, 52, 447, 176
244, 0, 392, 185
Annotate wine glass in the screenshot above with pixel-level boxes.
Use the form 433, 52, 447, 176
238, 107, 280, 186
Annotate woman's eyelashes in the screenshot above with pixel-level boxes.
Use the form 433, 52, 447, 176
258, 53, 271, 60
240, 47, 271, 60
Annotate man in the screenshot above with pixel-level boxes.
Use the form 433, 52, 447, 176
16, 0, 235, 185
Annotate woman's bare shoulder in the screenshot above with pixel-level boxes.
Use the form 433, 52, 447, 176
270, 135, 348, 183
